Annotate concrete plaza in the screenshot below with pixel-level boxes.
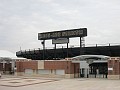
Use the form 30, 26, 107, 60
0, 75, 120, 90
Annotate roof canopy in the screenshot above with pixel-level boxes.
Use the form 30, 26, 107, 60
72, 55, 110, 61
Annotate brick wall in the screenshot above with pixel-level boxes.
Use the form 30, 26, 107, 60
16, 60, 80, 76
44, 61, 80, 74
16, 61, 38, 72
108, 57, 120, 75
44, 61, 71, 74
73, 63, 80, 74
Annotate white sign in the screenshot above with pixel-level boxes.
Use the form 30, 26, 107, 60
52, 38, 69, 44
108, 68, 113, 70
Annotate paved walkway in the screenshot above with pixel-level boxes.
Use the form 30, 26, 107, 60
0, 75, 120, 90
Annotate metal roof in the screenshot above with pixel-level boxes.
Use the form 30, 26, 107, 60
72, 55, 110, 60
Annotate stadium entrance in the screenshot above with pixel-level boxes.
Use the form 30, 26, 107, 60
89, 62, 108, 78
72, 55, 109, 78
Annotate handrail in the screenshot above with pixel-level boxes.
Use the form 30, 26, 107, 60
16, 43, 120, 53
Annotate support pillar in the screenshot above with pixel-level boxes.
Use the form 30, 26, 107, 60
67, 42, 68, 58
80, 37, 82, 55
54, 44, 56, 59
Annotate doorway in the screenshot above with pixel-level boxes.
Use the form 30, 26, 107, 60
89, 62, 108, 78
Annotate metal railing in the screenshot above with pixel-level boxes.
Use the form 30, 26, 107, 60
16, 43, 120, 55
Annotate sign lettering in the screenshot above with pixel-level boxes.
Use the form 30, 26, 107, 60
38, 28, 87, 40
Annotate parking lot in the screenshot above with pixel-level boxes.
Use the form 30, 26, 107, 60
0, 75, 120, 90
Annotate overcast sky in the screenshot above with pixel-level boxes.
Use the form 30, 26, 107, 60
0, 0, 120, 53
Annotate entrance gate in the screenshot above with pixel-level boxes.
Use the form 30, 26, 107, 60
88, 62, 108, 78
72, 55, 109, 79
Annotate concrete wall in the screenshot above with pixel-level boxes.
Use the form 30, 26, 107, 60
80, 61, 89, 68
38, 61, 44, 69
15, 70, 74, 78
108, 75, 120, 80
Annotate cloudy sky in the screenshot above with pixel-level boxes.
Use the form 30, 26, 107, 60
0, 0, 120, 53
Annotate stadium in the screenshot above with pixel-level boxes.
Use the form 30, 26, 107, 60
15, 28, 120, 79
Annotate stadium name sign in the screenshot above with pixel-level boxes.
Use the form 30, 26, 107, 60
38, 28, 87, 40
